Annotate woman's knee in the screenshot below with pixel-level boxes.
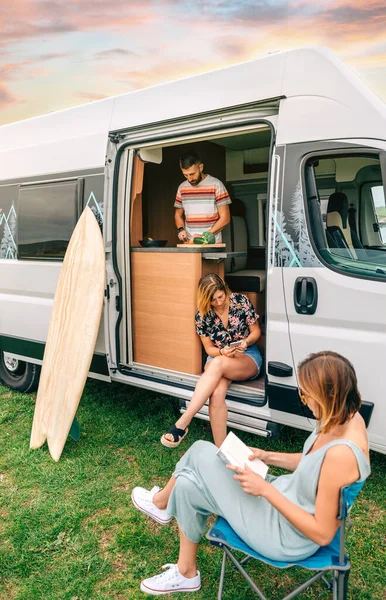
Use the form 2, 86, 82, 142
186, 440, 218, 466
206, 356, 227, 375
191, 439, 216, 455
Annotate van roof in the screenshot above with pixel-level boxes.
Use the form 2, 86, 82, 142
1, 46, 385, 181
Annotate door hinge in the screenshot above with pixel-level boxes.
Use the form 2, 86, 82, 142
109, 132, 124, 144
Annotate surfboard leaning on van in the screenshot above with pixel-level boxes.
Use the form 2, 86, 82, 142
0, 46, 385, 454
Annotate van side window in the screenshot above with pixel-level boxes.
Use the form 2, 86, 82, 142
18, 179, 83, 260
305, 153, 386, 280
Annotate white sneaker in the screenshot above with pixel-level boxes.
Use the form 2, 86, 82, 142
131, 486, 173, 525
140, 563, 201, 595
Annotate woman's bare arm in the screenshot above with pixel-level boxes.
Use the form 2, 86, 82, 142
233, 444, 361, 545
200, 335, 224, 358
244, 322, 261, 346
249, 448, 303, 471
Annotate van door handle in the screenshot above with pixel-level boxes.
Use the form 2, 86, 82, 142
294, 277, 318, 315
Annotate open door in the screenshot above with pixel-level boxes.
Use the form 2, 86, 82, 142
265, 145, 301, 415
280, 140, 385, 453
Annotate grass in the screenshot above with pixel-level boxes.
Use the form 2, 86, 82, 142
0, 380, 385, 600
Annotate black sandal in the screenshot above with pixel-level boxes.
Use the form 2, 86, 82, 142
160, 425, 189, 448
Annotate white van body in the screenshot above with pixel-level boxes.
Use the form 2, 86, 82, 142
1, 46, 385, 453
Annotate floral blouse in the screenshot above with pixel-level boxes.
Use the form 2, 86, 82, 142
195, 293, 259, 348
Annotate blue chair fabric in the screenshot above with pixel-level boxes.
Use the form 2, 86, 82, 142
206, 482, 365, 600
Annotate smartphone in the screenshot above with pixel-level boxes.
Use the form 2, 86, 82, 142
230, 340, 243, 348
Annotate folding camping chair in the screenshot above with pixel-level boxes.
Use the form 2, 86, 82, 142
206, 481, 365, 600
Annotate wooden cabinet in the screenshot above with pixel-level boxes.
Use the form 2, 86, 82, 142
131, 250, 224, 374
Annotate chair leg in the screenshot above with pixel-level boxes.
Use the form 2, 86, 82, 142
321, 575, 333, 590
333, 569, 350, 600
223, 547, 268, 600
218, 551, 227, 600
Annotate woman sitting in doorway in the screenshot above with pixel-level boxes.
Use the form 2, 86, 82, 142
132, 351, 370, 596
161, 273, 262, 448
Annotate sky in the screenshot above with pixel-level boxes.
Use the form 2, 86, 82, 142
1, 0, 386, 126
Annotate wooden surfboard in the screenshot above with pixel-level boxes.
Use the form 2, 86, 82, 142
30, 207, 105, 461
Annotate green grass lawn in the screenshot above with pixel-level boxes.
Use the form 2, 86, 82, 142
1, 380, 385, 600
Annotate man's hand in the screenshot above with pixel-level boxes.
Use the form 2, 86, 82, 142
227, 464, 269, 496
177, 229, 188, 241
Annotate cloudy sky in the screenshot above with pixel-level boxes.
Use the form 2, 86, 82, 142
1, 0, 386, 126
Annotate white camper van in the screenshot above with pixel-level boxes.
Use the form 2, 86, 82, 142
1, 47, 385, 453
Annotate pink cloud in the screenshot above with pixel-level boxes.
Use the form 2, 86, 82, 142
0, 0, 157, 45
0, 60, 33, 80
350, 51, 386, 69
76, 91, 108, 101
1, 0, 386, 125
0, 84, 17, 109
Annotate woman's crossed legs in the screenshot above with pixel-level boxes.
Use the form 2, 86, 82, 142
162, 354, 258, 447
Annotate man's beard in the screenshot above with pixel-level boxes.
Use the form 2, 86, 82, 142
189, 172, 203, 186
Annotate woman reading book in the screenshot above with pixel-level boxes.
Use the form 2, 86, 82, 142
132, 351, 370, 596
161, 273, 263, 448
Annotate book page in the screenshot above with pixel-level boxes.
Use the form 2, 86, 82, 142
217, 431, 268, 479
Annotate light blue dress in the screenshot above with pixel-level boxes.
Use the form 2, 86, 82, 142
167, 432, 370, 561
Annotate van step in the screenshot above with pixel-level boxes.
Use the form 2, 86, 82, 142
179, 401, 280, 440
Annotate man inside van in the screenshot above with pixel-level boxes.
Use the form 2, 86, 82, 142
174, 151, 231, 243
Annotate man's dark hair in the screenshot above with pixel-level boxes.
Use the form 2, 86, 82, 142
179, 151, 202, 170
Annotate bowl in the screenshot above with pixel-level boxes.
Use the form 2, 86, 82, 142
139, 239, 168, 248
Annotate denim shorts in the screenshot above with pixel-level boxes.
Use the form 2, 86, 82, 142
206, 344, 263, 380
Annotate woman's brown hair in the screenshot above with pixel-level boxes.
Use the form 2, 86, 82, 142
298, 351, 362, 434
197, 273, 230, 316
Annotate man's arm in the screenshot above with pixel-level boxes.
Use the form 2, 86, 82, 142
174, 207, 185, 229
208, 204, 230, 235
175, 207, 189, 241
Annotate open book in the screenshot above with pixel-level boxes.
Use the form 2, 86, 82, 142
217, 431, 269, 479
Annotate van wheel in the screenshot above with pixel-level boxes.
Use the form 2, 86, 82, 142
0, 352, 41, 393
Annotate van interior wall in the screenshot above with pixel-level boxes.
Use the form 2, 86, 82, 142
228, 184, 267, 270
142, 141, 226, 245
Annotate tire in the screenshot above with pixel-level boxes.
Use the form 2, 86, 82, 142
0, 351, 41, 393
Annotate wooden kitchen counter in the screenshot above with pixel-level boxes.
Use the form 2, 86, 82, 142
130, 247, 225, 374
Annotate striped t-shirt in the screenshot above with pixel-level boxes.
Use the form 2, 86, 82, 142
174, 174, 231, 242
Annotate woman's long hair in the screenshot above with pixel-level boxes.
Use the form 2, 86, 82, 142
197, 273, 230, 316
298, 351, 362, 433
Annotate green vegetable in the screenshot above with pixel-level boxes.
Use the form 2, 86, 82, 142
193, 232, 216, 245
202, 231, 216, 244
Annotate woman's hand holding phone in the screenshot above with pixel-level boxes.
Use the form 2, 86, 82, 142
229, 340, 242, 349
221, 340, 247, 357
221, 345, 237, 357
229, 340, 247, 354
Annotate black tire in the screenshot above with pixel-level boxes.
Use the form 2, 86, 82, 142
0, 351, 41, 393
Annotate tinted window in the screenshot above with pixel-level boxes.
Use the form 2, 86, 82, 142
18, 180, 82, 259
305, 154, 386, 281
